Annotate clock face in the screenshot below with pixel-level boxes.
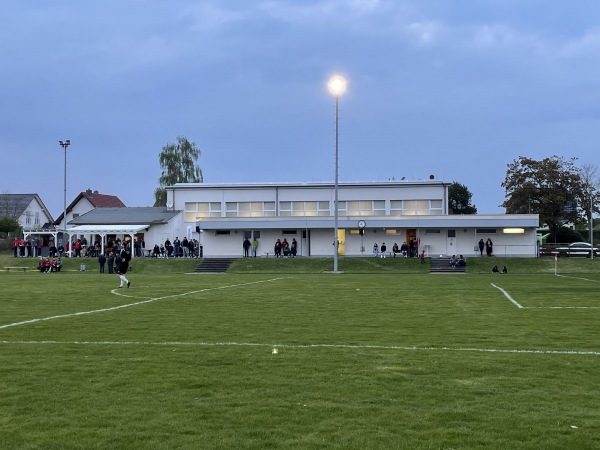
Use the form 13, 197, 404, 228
358, 220, 366, 229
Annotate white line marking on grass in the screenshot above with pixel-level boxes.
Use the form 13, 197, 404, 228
0, 278, 288, 330
491, 283, 523, 309
525, 306, 600, 309
0, 340, 599, 356
555, 274, 599, 283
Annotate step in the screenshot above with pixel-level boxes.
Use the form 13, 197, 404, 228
194, 258, 237, 273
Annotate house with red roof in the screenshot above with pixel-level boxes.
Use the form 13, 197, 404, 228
53, 189, 125, 230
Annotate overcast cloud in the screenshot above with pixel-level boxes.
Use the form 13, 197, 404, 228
2, 1, 600, 218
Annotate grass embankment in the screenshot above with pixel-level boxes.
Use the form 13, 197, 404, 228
2, 252, 600, 275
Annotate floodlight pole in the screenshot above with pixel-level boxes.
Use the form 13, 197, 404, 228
328, 75, 346, 273
59, 139, 71, 256
591, 194, 594, 260
333, 93, 340, 273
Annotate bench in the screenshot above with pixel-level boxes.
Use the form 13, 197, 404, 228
4, 267, 28, 272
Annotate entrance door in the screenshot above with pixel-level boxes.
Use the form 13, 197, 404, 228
337, 229, 346, 256
406, 228, 417, 257
446, 229, 456, 256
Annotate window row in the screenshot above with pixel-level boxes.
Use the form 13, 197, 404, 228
185, 199, 444, 221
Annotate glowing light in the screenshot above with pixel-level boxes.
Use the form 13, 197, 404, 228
328, 75, 346, 96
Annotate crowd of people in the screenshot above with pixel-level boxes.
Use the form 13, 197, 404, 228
150, 237, 201, 258
274, 238, 297, 258
373, 239, 419, 258
12, 237, 45, 257
37, 257, 63, 273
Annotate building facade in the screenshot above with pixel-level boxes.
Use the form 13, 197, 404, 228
167, 181, 539, 258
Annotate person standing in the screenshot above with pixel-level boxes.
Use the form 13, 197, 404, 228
252, 238, 259, 257
117, 250, 131, 288
98, 253, 106, 273
243, 238, 251, 257
13, 237, 19, 257
372, 243, 379, 257
486, 238, 493, 257
274, 239, 282, 258
182, 237, 189, 258
291, 238, 297, 257
173, 237, 181, 257
380, 242, 387, 258
107, 253, 114, 274
478, 239, 485, 257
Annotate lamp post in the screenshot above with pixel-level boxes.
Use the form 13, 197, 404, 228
59, 139, 71, 254
328, 75, 346, 273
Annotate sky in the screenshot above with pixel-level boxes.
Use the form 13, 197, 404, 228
2, 1, 600, 219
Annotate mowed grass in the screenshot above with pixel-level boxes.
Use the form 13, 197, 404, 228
1, 255, 599, 449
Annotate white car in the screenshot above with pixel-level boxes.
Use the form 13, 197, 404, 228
556, 242, 599, 257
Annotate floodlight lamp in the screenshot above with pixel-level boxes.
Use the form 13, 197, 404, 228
328, 75, 346, 96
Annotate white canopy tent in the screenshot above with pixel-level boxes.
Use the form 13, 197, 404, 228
66, 224, 149, 257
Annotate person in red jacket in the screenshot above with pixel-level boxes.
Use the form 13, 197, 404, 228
13, 237, 19, 257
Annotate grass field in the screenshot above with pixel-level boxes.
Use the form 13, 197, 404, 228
1, 254, 599, 449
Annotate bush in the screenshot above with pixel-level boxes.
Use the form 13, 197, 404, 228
555, 227, 584, 243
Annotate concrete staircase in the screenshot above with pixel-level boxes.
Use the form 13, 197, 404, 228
194, 258, 237, 273
429, 257, 466, 274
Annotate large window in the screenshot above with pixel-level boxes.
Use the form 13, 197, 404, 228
185, 202, 222, 221
279, 201, 329, 217
337, 200, 385, 216
226, 202, 276, 217
390, 199, 443, 216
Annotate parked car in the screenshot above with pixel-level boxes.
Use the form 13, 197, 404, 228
555, 242, 599, 257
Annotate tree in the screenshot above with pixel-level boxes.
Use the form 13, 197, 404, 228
0, 217, 21, 237
448, 182, 477, 214
579, 163, 600, 222
501, 156, 585, 242
154, 136, 203, 206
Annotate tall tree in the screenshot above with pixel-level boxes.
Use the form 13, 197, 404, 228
501, 156, 585, 242
579, 163, 600, 221
448, 182, 477, 214
154, 136, 203, 206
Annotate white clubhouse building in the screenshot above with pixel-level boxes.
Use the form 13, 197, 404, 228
166, 180, 539, 258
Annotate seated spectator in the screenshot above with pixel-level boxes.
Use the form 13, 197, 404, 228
492, 265, 499, 273
501, 266, 508, 274
456, 255, 466, 267
449, 255, 457, 267
153, 244, 160, 257
42, 258, 52, 273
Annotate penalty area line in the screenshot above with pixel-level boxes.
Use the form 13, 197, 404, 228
0, 277, 289, 330
0, 340, 598, 356
491, 283, 523, 309
555, 274, 599, 283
